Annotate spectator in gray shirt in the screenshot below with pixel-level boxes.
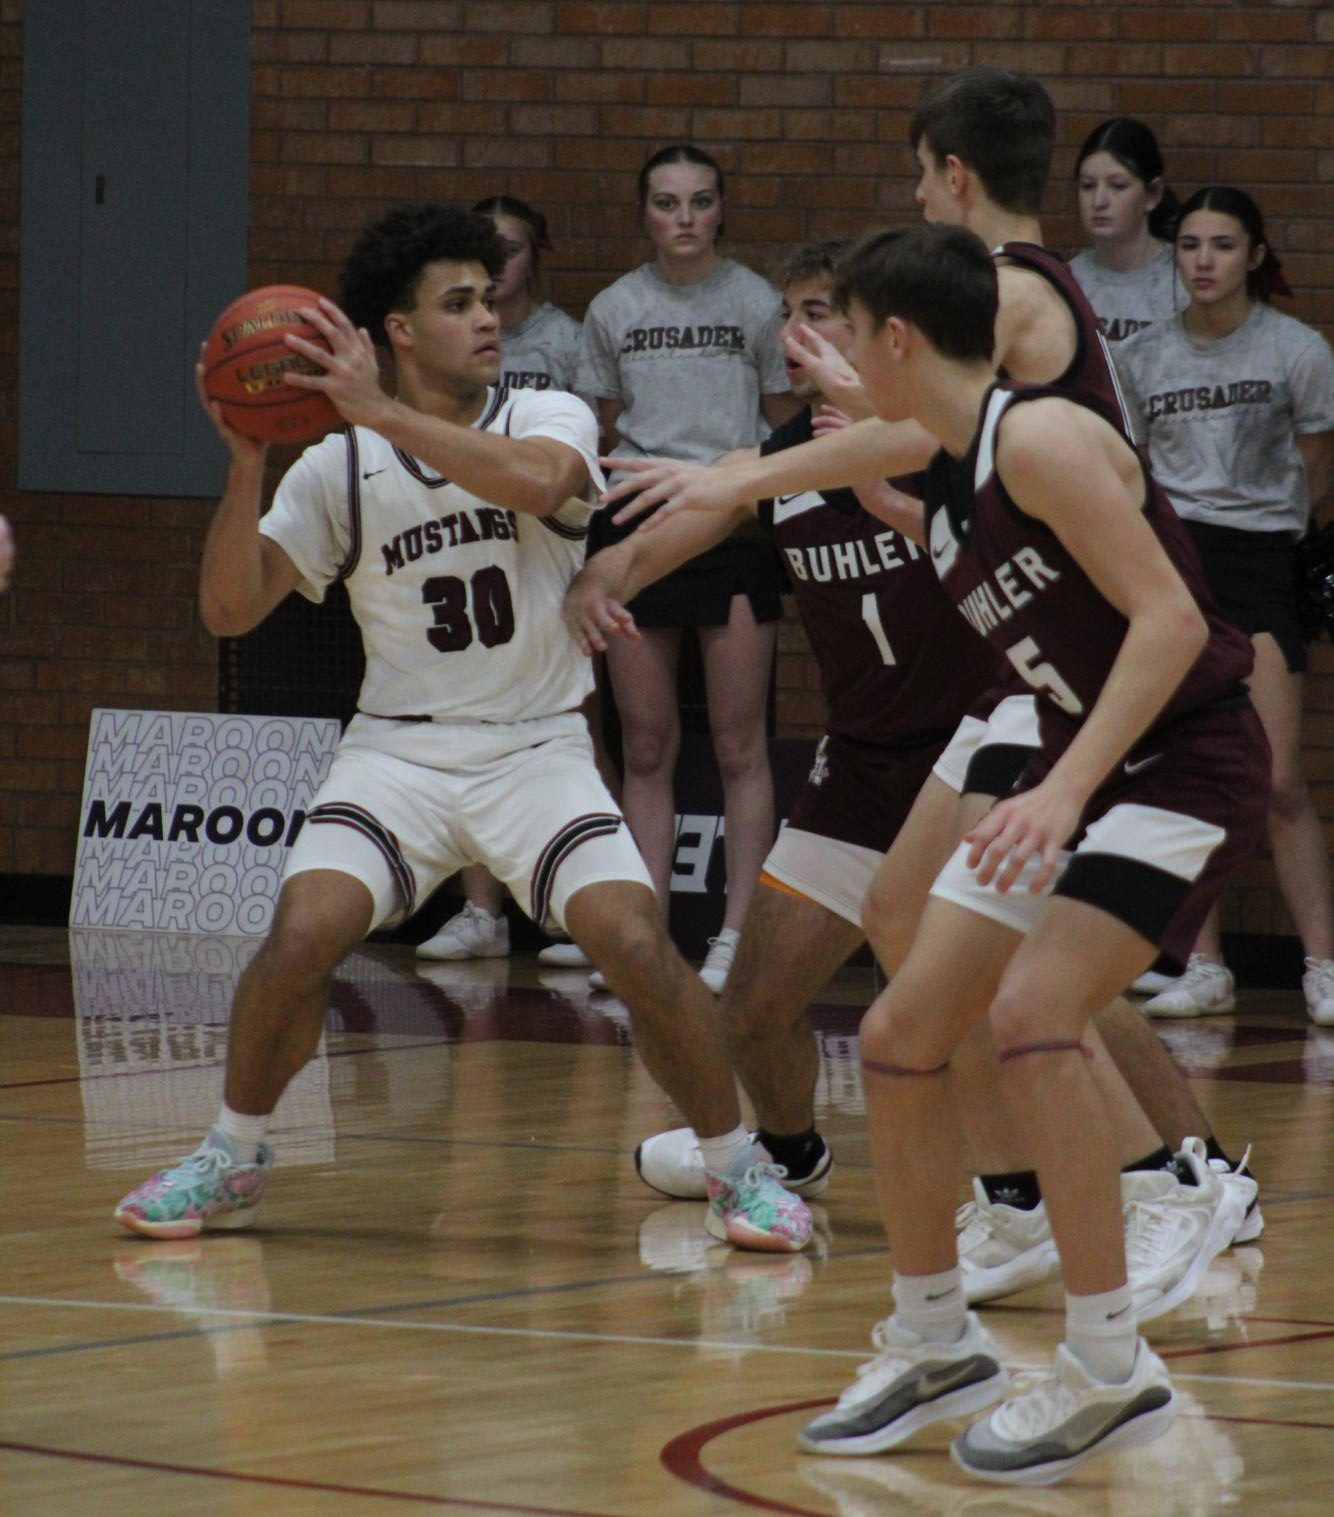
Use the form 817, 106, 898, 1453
577, 145, 801, 994
1069, 118, 1186, 347
1118, 187, 1334, 1026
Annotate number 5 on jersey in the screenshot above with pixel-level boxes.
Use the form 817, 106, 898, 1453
1005, 634, 1083, 716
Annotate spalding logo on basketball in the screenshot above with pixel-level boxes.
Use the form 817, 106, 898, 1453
202, 285, 342, 444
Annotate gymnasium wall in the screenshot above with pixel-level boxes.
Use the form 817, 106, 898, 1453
1, 0, 1331, 945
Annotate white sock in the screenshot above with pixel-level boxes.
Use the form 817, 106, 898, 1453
698, 1124, 755, 1179
212, 1104, 269, 1165
1065, 1285, 1138, 1383
893, 1267, 967, 1344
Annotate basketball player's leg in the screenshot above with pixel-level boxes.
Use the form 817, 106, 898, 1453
116, 744, 460, 1240
721, 879, 863, 1137
988, 900, 1157, 1296
562, 876, 810, 1251
865, 728, 1194, 1184
603, 625, 683, 909
796, 898, 1019, 1457
479, 724, 811, 1250
565, 878, 738, 1132
698, 595, 778, 933
114, 866, 376, 1240
950, 899, 1182, 1486
637, 751, 892, 1199
860, 771, 964, 976
223, 869, 374, 1115
1094, 995, 1215, 1151
859, 897, 1021, 1275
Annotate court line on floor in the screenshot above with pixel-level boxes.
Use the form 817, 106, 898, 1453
4, 1293, 1334, 1392
0, 1293, 868, 1364
0, 1441, 630, 1516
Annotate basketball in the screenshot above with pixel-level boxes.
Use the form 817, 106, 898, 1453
201, 285, 341, 444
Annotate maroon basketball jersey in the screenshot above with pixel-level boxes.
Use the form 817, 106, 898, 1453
925, 383, 1254, 758
760, 409, 998, 747
996, 242, 1134, 439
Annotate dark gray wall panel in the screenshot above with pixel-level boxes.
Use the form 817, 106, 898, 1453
20, 0, 248, 496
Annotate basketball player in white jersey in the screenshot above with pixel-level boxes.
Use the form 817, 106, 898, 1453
113, 205, 810, 1255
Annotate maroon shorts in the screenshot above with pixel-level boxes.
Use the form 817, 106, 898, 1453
786, 730, 950, 854
1040, 702, 1272, 971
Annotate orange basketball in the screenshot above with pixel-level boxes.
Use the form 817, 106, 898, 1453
202, 285, 342, 444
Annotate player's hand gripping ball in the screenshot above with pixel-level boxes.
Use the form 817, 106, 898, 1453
202, 286, 341, 443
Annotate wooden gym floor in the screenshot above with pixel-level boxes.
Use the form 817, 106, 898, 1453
1, 923, 1330, 1516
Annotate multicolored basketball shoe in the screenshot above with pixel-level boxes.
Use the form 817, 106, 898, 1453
114, 1133, 273, 1240
705, 1162, 812, 1252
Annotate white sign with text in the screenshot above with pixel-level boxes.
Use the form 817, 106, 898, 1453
72, 710, 341, 935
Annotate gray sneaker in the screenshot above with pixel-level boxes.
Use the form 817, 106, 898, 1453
797, 1312, 1007, 1456
952, 1339, 1177, 1486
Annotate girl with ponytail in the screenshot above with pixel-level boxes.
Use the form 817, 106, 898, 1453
1070, 118, 1186, 344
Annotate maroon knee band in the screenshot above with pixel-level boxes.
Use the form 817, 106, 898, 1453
861, 1056, 950, 1078
998, 1039, 1092, 1064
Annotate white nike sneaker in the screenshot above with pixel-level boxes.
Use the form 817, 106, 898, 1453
1142, 956, 1234, 1018
416, 903, 509, 961
798, 1312, 1007, 1456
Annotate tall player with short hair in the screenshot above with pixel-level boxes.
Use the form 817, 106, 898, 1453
800, 219, 1270, 1485
600, 68, 1257, 1289
113, 205, 810, 1256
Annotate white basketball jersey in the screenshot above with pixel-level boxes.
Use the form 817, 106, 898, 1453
260, 387, 603, 724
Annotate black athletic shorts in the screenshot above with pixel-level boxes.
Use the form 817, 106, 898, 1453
1186, 520, 1306, 674
588, 496, 784, 629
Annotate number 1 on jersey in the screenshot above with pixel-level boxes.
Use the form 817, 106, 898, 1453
861, 593, 897, 666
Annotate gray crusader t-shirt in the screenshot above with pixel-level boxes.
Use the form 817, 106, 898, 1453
576, 258, 790, 466
500, 301, 582, 394
1118, 302, 1334, 537
1069, 245, 1187, 346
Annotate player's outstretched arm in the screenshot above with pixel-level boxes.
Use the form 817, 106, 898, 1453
966, 401, 1207, 896
564, 494, 754, 655
286, 299, 588, 517
194, 349, 300, 638
812, 405, 927, 545
605, 414, 937, 532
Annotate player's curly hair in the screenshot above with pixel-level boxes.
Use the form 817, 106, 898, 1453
339, 204, 508, 347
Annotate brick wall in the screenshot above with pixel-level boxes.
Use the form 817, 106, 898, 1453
2, 1, 1331, 940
